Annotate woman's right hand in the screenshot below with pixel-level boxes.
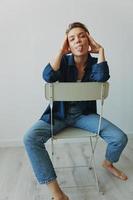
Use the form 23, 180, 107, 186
60, 35, 71, 55
50, 35, 70, 71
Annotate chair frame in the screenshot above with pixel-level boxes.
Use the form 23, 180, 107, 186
45, 82, 109, 193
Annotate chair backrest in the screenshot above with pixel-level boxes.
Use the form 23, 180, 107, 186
45, 82, 109, 102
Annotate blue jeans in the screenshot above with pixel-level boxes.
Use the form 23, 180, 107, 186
23, 113, 128, 184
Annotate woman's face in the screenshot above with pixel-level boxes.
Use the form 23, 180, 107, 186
67, 27, 90, 56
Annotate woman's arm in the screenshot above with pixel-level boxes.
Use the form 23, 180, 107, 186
90, 60, 110, 82
87, 34, 106, 63
50, 51, 64, 71
50, 35, 70, 71
43, 35, 70, 82
86, 34, 110, 81
98, 47, 105, 63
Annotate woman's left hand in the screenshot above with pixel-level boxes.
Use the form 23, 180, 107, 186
86, 33, 104, 53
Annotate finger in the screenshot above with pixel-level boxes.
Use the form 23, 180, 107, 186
62, 35, 69, 47
88, 35, 98, 45
88, 35, 100, 47
64, 33, 68, 39
62, 34, 68, 45
89, 35, 102, 47
86, 32, 91, 43
86, 32, 90, 37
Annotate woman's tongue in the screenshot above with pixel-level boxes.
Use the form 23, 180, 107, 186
76, 45, 83, 51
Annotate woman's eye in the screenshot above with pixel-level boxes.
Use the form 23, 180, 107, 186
70, 38, 74, 42
80, 35, 85, 38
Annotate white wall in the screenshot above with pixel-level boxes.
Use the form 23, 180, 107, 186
0, 0, 133, 146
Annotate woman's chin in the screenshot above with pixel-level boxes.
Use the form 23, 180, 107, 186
73, 52, 88, 56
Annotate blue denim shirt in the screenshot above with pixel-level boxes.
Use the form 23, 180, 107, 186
40, 53, 110, 123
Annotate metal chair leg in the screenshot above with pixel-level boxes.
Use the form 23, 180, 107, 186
89, 137, 101, 193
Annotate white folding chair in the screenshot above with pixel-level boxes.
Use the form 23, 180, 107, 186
44, 82, 109, 193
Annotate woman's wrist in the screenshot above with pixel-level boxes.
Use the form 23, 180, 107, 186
99, 47, 104, 53
59, 49, 65, 56
98, 47, 105, 63
50, 51, 63, 71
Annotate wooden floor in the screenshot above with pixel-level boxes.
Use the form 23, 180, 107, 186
0, 138, 133, 200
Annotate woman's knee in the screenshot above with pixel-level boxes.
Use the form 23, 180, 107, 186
115, 131, 128, 147
23, 121, 51, 146
122, 133, 128, 146
23, 128, 35, 146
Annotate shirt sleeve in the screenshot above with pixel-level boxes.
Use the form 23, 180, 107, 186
42, 56, 66, 83
90, 61, 110, 82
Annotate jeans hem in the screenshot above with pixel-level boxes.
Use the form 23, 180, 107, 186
105, 156, 119, 163
39, 176, 57, 184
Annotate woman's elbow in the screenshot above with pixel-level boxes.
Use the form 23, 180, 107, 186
92, 73, 110, 82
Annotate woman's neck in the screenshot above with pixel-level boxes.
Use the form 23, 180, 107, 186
74, 54, 88, 69
74, 54, 89, 80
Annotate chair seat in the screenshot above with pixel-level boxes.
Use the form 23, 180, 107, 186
53, 127, 97, 140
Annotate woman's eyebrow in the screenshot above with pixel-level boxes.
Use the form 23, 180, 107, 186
68, 35, 75, 39
68, 31, 85, 38
78, 31, 86, 36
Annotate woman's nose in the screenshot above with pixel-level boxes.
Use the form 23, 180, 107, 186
75, 36, 81, 43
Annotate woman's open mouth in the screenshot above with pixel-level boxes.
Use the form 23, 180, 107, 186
75, 45, 83, 51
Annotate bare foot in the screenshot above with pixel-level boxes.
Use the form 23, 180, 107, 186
102, 160, 128, 181
52, 196, 69, 200
52, 192, 69, 200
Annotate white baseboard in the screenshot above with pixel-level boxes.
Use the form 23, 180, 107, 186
0, 133, 133, 147
0, 140, 23, 147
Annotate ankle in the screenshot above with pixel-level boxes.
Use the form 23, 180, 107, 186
53, 192, 69, 200
102, 160, 113, 167
53, 191, 64, 199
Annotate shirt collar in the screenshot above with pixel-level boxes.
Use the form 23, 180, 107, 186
67, 53, 92, 68
67, 54, 75, 66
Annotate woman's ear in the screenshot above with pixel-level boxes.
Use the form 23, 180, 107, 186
88, 45, 91, 52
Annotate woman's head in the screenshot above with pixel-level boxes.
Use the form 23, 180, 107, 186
66, 22, 90, 35
66, 22, 90, 56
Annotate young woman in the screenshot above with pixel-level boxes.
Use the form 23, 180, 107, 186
23, 22, 128, 200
